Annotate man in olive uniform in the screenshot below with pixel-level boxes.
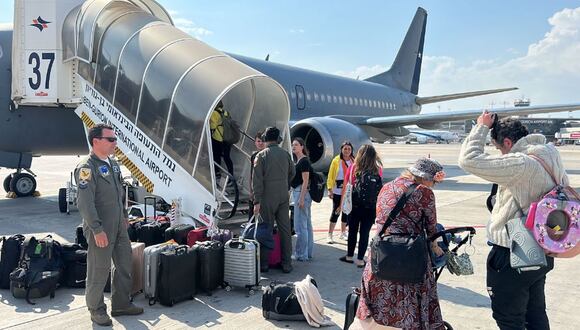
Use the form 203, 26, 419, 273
252, 127, 295, 273
76, 124, 143, 326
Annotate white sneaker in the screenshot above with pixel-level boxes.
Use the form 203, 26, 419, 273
327, 233, 334, 244
340, 232, 348, 240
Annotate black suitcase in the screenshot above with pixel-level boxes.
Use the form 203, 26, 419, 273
192, 241, 224, 295
75, 225, 88, 249
164, 224, 195, 245
138, 222, 169, 246
156, 245, 198, 306
344, 288, 360, 330
60, 243, 87, 288
0, 234, 25, 289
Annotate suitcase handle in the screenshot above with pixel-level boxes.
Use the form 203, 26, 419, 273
227, 240, 246, 249
175, 246, 188, 255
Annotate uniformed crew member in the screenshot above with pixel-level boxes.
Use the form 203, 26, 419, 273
252, 126, 296, 273
76, 123, 143, 326
210, 101, 234, 179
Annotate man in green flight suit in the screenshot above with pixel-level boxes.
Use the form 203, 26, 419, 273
75, 123, 143, 326
252, 126, 296, 273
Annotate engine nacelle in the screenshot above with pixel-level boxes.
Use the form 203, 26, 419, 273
290, 117, 371, 172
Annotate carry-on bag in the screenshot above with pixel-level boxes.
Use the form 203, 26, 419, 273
192, 241, 224, 295
60, 243, 87, 288
262, 281, 308, 321
223, 216, 260, 294
187, 227, 209, 246
268, 229, 282, 268
131, 242, 145, 296
143, 241, 177, 303
164, 224, 195, 245
138, 221, 170, 246
156, 245, 198, 306
344, 288, 361, 330
0, 234, 25, 289
210, 229, 232, 244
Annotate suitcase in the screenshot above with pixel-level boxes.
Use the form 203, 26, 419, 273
223, 237, 260, 294
210, 229, 232, 244
0, 234, 25, 289
192, 241, 224, 295
131, 242, 145, 297
164, 224, 195, 245
138, 222, 170, 246
156, 245, 198, 306
344, 288, 361, 330
75, 225, 88, 249
268, 229, 282, 268
186, 227, 208, 246
143, 242, 177, 303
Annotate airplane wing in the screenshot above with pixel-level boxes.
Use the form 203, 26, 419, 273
360, 103, 580, 128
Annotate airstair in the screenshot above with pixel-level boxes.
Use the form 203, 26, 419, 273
11, 0, 290, 228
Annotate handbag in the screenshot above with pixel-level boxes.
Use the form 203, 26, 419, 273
242, 215, 274, 250
370, 184, 428, 283
342, 182, 353, 215
506, 211, 547, 271
446, 251, 474, 276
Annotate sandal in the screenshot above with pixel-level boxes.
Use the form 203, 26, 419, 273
339, 256, 354, 264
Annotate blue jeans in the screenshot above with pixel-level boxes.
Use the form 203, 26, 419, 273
292, 188, 313, 260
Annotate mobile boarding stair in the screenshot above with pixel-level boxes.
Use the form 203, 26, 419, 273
11, 0, 290, 229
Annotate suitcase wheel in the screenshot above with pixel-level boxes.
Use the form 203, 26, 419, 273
225, 285, 232, 292
248, 289, 255, 296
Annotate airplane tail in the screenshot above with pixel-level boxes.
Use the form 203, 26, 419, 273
364, 7, 427, 95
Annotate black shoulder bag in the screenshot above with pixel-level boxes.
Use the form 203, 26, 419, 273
370, 184, 429, 283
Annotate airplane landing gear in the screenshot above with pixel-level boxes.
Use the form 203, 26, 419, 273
3, 171, 37, 197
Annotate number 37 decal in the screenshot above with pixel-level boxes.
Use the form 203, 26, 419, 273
28, 51, 55, 90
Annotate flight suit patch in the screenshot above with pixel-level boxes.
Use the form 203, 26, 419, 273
99, 165, 110, 177
79, 168, 92, 181
112, 165, 120, 173
79, 180, 88, 189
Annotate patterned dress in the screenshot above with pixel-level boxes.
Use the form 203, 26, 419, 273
356, 177, 444, 330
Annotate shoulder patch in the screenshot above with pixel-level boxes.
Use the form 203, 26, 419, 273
79, 168, 92, 181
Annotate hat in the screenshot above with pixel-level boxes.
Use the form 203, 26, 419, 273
408, 157, 444, 181
263, 126, 281, 142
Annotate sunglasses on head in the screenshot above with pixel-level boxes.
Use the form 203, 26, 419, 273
97, 137, 117, 142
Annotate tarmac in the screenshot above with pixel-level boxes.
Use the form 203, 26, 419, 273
0, 143, 579, 330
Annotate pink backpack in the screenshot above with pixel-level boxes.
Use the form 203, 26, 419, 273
524, 155, 580, 254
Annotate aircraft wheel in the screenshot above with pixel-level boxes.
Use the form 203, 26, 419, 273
3, 174, 13, 192
10, 173, 37, 197
58, 188, 68, 213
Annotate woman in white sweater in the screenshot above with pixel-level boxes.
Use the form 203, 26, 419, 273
458, 112, 569, 330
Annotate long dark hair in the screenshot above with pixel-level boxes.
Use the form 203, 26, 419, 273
354, 144, 381, 175
339, 141, 354, 161
293, 137, 308, 156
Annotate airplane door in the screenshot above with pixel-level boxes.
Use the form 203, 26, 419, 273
295, 85, 305, 110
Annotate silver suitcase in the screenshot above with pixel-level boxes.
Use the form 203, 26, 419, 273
223, 237, 260, 294
143, 242, 177, 303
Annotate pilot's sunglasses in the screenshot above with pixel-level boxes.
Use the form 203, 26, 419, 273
97, 137, 117, 142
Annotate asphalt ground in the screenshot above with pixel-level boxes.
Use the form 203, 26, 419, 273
0, 143, 578, 330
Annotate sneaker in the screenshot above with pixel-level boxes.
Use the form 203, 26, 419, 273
340, 232, 348, 240
327, 233, 334, 244
111, 303, 144, 317
90, 310, 113, 326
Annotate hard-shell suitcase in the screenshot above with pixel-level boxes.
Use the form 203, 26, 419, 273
131, 242, 145, 297
156, 245, 198, 306
192, 241, 224, 295
186, 227, 208, 247
164, 224, 195, 245
268, 229, 282, 268
210, 229, 232, 244
0, 234, 25, 289
143, 242, 177, 303
138, 222, 169, 246
223, 237, 260, 294
344, 288, 360, 330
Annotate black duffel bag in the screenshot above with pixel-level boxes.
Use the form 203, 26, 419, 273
370, 184, 428, 283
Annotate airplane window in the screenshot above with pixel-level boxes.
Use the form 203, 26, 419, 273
349, 97, 354, 105
290, 91, 296, 99
306, 93, 311, 101
314, 93, 319, 102
338, 96, 343, 104
364, 99, 368, 107
320, 94, 325, 102
373, 100, 377, 108
333, 96, 337, 103
354, 98, 358, 106
95, 12, 157, 102
327, 94, 332, 102
115, 25, 189, 122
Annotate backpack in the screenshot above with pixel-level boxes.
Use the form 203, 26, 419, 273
9, 236, 62, 304
352, 171, 383, 209
220, 111, 241, 144
60, 243, 88, 288
262, 278, 318, 321
0, 234, 25, 289
309, 171, 325, 203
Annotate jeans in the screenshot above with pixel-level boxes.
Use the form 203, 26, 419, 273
487, 245, 554, 330
292, 188, 313, 260
347, 206, 375, 260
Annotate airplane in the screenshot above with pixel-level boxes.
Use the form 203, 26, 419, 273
1, 0, 580, 208
405, 129, 461, 144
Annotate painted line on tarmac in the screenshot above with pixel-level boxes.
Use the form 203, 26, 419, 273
312, 224, 486, 233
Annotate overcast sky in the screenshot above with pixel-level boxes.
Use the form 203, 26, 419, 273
1, 0, 579, 116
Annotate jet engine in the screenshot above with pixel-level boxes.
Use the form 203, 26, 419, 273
290, 117, 371, 172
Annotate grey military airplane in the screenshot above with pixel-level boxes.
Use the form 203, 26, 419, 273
1, 6, 579, 196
